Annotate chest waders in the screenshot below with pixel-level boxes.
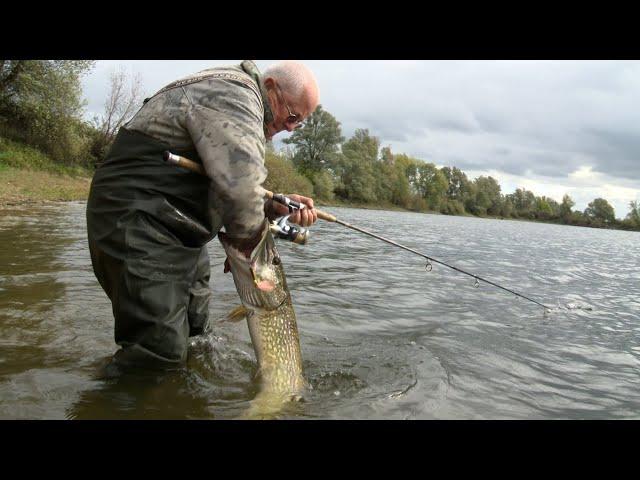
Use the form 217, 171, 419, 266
87, 127, 223, 369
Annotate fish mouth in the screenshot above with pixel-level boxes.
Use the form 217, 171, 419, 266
218, 221, 288, 310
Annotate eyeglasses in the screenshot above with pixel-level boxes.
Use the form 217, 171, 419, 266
275, 83, 303, 128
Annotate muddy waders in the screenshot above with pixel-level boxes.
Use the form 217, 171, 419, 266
87, 127, 223, 369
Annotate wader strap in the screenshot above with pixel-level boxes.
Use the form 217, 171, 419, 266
149, 71, 261, 103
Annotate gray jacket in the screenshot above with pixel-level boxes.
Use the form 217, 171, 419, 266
125, 60, 274, 240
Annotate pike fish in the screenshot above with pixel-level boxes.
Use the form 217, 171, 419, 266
218, 220, 306, 418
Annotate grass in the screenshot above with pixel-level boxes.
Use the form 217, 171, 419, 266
0, 136, 92, 205
0, 136, 91, 176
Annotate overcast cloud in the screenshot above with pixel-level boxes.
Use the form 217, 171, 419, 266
81, 60, 640, 218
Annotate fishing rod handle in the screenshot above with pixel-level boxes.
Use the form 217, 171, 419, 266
314, 210, 337, 223
163, 151, 337, 222
163, 151, 206, 175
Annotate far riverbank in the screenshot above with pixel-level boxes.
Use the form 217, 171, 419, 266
1, 136, 636, 232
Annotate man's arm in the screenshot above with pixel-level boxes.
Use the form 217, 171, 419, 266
184, 79, 267, 242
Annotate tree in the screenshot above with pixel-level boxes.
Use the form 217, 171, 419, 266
559, 194, 575, 222
0, 60, 95, 164
336, 129, 380, 203
310, 170, 335, 201
441, 166, 471, 202
500, 197, 515, 217
282, 104, 344, 177
626, 200, 640, 228
391, 163, 412, 208
584, 198, 616, 225
91, 68, 144, 160
264, 149, 313, 197
545, 197, 560, 218
472, 176, 502, 216
0, 61, 26, 105
341, 128, 379, 163
391, 153, 417, 208
512, 188, 537, 218
373, 152, 395, 204
535, 196, 553, 220
380, 146, 394, 165
395, 154, 420, 194
415, 162, 447, 210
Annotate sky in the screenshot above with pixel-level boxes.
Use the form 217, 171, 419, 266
81, 60, 640, 218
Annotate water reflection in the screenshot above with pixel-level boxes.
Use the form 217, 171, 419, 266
66, 358, 217, 420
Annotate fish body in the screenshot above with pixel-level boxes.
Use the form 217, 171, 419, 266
218, 220, 306, 417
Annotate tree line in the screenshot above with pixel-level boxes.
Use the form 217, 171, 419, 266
272, 105, 640, 231
1, 61, 638, 231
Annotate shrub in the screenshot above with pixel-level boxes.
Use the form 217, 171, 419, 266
311, 170, 335, 201
264, 150, 313, 197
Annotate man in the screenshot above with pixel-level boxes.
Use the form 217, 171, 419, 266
86, 60, 320, 369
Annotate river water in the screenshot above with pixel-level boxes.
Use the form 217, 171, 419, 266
0, 201, 638, 419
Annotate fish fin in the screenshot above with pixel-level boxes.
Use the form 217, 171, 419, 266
225, 305, 248, 323
239, 390, 306, 420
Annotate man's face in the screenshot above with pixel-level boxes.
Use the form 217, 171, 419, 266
264, 81, 313, 141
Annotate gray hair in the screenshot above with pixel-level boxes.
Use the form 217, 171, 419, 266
262, 61, 318, 101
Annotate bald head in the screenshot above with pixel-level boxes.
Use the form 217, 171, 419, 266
263, 61, 319, 113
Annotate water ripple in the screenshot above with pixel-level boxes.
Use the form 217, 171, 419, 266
1, 203, 639, 419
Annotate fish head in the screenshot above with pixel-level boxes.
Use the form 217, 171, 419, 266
218, 220, 288, 311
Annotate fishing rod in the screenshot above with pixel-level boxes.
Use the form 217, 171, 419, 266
163, 151, 551, 310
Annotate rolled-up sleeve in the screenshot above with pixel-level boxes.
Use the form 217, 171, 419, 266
184, 80, 267, 240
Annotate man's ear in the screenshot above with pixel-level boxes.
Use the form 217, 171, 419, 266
263, 77, 275, 89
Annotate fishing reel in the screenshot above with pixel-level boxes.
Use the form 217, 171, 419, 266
269, 193, 310, 245
270, 216, 309, 244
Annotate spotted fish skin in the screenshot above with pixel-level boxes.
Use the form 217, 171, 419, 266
218, 221, 306, 417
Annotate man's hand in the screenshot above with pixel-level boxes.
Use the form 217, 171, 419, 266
267, 194, 318, 227
221, 226, 265, 264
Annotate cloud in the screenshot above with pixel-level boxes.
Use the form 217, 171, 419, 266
81, 60, 640, 216
569, 166, 598, 182
579, 127, 640, 180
